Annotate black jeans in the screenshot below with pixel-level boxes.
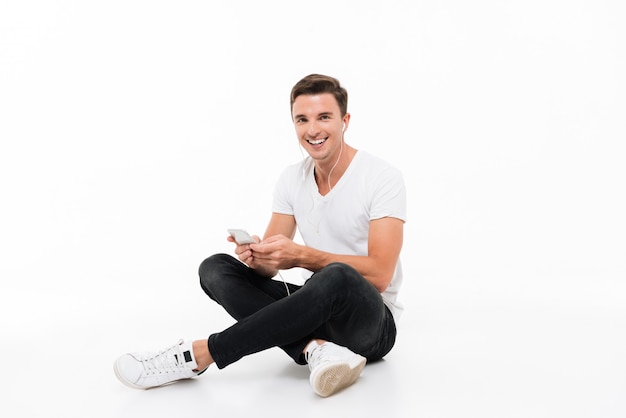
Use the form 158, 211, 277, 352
199, 253, 397, 369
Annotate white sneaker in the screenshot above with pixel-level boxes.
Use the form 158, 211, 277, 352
114, 339, 203, 389
305, 341, 367, 397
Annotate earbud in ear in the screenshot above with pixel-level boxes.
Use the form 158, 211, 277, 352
342, 123, 346, 133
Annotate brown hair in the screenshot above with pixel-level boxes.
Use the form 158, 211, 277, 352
290, 74, 348, 117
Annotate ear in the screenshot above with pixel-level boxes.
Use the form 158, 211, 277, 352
342, 113, 351, 132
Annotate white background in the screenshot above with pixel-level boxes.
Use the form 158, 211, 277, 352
1, 1, 624, 417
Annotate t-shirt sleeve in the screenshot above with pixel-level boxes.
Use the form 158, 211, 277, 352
369, 164, 407, 222
272, 166, 296, 215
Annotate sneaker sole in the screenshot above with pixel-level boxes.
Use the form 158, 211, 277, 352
310, 356, 367, 397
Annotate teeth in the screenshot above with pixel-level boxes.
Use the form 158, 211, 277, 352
308, 138, 326, 145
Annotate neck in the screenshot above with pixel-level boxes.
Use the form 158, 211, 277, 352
314, 143, 356, 195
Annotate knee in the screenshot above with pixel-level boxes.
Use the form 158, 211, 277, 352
325, 262, 361, 280
198, 253, 232, 293
310, 262, 363, 291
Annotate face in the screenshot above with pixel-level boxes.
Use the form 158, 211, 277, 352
291, 93, 349, 165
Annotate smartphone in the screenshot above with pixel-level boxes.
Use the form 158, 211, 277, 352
227, 229, 255, 245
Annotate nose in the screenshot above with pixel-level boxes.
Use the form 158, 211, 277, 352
306, 120, 320, 137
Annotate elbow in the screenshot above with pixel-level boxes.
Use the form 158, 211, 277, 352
374, 284, 387, 293
372, 275, 393, 293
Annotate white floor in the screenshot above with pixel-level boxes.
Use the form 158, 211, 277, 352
2, 260, 625, 418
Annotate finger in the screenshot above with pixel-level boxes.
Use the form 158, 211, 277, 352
249, 242, 270, 254
235, 244, 249, 255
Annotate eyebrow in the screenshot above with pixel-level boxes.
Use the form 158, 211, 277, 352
293, 111, 335, 120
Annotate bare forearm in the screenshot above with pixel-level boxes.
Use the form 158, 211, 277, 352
296, 245, 393, 292
249, 217, 402, 291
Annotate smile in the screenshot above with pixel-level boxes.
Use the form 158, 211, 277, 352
307, 138, 327, 145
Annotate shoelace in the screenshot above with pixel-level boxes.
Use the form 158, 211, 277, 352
306, 343, 335, 370
140, 340, 187, 376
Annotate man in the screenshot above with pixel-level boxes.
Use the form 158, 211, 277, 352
114, 74, 406, 397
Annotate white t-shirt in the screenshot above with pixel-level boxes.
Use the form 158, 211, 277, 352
272, 150, 407, 320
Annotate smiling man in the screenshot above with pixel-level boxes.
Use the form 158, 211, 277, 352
114, 74, 407, 398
